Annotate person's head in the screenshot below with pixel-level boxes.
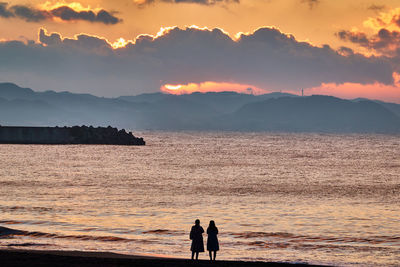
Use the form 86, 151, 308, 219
195, 219, 200, 226
209, 220, 216, 228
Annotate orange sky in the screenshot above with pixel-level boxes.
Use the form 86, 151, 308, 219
0, 0, 400, 102
0, 0, 397, 49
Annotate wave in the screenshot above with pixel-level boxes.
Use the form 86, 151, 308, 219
230, 231, 400, 246
0, 225, 181, 245
0, 206, 54, 213
0, 226, 132, 242
142, 229, 184, 235
2, 224, 399, 254
6, 242, 50, 247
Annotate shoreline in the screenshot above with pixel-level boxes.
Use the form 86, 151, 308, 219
0, 248, 326, 267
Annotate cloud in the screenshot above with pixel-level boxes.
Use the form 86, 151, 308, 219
10, 5, 50, 22
0, 26, 395, 97
50, 6, 121, 24
39, 28, 112, 53
367, 4, 386, 12
0, 2, 14, 18
133, 0, 239, 6
363, 7, 400, 31
338, 28, 400, 56
301, 0, 320, 9
338, 28, 400, 74
0, 3, 121, 24
338, 7, 400, 75
337, 30, 370, 48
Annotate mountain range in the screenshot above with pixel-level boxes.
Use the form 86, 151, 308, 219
1, 82, 400, 133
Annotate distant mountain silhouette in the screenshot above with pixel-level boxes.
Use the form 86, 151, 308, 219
353, 98, 400, 118
1, 82, 399, 133
227, 95, 400, 133
119, 91, 297, 114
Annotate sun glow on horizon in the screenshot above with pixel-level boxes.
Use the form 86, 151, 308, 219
306, 72, 400, 103
161, 81, 268, 95
164, 84, 182, 90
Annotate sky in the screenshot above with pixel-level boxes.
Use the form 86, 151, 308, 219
0, 0, 399, 103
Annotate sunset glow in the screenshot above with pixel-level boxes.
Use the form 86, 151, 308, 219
111, 38, 132, 49
2, 1, 400, 265
363, 7, 400, 31
306, 73, 400, 103
161, 81, 268, 95
39, 1, 101, 12
164, 84, 182, 91
1, 0, 400, 101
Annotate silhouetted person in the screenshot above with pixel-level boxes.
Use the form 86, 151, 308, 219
190, 219, 204, 260
207, 220, 219, 261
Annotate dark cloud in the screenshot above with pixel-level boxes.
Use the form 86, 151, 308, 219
50, 6, 121, 24
0, 2, 14, 18
337, 9, 400, 73
337, 30, 369, 47
10, 5, 50, 22
136, 0, 239, 6
39, 29, 62, 46
0, 3, 121, 24
337, 28, 400, 56
39, 29, 111, 53
96, 10, 121, 24
0, 27, 394, 96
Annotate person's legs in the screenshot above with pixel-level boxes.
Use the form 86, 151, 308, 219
195, 252, 199, 260
209, 251, 212, 260
213, 251, 217, 261
191, 251, 195, 260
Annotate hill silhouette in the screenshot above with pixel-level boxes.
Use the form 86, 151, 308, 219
228, 95, 400, 132
1, 82, 399, 133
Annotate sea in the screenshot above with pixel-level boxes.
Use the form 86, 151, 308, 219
0, 131, 399, 266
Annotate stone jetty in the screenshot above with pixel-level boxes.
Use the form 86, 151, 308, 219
0, 125, 145, 145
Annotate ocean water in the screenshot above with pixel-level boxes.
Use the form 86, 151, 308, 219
0, 131, 399, 266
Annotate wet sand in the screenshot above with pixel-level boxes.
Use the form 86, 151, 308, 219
0, 249, 325, 267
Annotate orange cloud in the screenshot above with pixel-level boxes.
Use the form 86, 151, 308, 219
38, 2, 101, 12
363, 7, 400, 31
306, 73, 400, 103
161, 81, 268, 95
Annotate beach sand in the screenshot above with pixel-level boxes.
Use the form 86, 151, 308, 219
0, 249, 325, 267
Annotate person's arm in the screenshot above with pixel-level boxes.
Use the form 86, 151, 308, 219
190, 227, 194, 239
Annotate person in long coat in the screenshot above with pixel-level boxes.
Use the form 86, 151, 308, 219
207, 220, 219, 261
190, 219, 204, 260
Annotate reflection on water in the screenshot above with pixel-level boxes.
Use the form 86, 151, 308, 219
0, 132, 399, 266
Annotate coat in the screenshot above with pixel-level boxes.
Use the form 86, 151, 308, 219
190, 225, 205, 252
207, 227, 219, 251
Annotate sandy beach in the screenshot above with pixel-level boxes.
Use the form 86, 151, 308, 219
0, 249, 324, 267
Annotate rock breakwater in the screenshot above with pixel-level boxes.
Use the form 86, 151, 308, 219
0, 125, 145, 145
